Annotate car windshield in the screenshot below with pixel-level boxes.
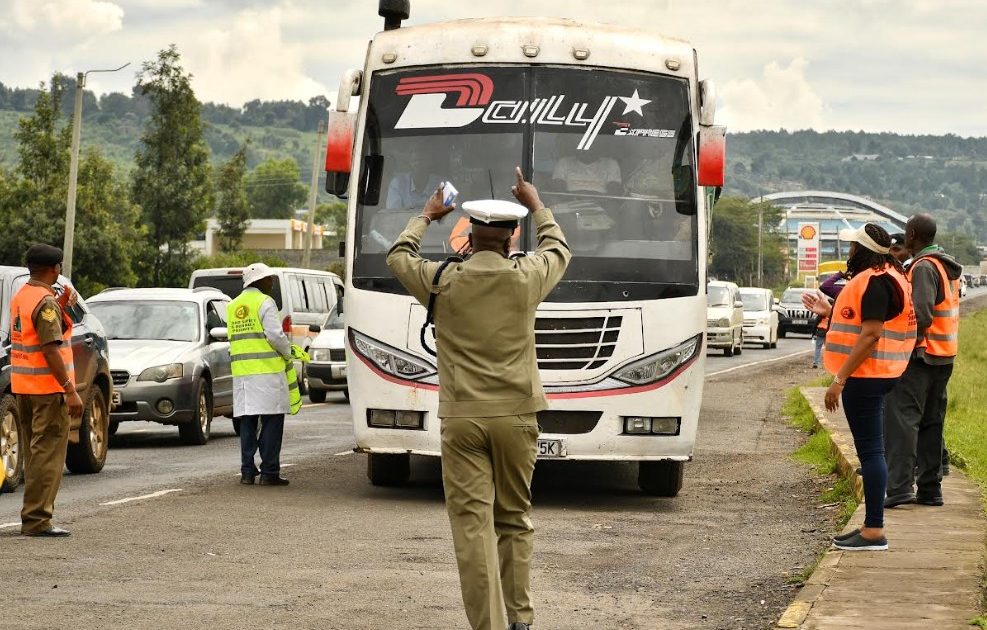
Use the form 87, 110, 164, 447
707, 286, 731, 307
781, 289, 807, 304
326, 311, 344, 330
740, 292, 768, 311
353, 64, 698, 302
89, 300, 200, 342
191, 274, 283, 310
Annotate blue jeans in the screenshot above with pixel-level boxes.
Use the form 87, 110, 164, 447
813, 334, 825, 366
238, 414, 285, 477
841, 377, 897, 528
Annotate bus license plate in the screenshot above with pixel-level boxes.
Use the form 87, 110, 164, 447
537, 438, 565, 458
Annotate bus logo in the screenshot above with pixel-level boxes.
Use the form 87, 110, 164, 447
393, 72, 650, 151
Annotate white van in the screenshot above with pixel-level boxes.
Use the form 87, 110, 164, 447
189, 267, 344, 392
706, 281, 744, 356
738, 287, 779, 349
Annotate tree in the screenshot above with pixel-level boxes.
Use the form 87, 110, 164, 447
938, 231, 981, 265
131, 45, 213, 287
244, 157, 306, 219
0, 82, 139, 296
215, 143, 250, 252
315, 198, 347, 241
709, 196, 787, 287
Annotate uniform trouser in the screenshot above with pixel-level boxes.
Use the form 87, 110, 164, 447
440, 414, 539, 630
17, 393, 70, 534
238, 414, 284, 477
884, 359, 953, 499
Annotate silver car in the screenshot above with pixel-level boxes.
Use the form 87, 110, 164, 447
87, 288, 234, 445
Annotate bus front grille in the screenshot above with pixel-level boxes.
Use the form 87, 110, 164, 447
536, 410, 602, 434
535, 316, 622, 371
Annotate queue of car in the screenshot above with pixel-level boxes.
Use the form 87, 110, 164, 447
0, 266, 346, 494
706, 281, 819, 358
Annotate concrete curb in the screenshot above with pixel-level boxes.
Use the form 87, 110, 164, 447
774, 386, 857, 630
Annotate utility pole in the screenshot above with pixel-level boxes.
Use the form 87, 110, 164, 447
757, 206, 763, 286
302, 119, 327, 269
63, 63, 129, 279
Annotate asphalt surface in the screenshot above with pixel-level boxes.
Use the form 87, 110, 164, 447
2, 286, 984, 629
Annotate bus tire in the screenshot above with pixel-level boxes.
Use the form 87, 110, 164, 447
368, 453, 410, 486
638, 460, 683, 497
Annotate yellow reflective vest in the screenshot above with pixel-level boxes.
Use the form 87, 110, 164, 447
227, 291, 286, 377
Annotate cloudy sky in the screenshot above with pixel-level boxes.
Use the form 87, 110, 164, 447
1, 0, 984, 135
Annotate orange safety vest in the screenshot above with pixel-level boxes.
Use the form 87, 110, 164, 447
908, 256, 959, 358
823, 266, 916, 379
10, 284, 74, 395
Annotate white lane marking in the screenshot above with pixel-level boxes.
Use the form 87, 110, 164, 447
281, 463, 295, 468
99, 488, 182, 506
0, 521, 20, 530
706, 349, 813, 378
333, 450, 354, 457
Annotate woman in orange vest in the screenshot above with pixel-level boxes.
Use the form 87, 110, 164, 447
803, 224, 916, 551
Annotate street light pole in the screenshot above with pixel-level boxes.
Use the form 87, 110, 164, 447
63, 63, 129, 279
757, 206, 763, 286
302, 119, 327, 269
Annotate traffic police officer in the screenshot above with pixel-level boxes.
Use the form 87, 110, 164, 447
11, 244, 83, 537
227, 263, 293, 486
387, 168, 571, 630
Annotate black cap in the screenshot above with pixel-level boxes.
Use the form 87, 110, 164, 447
25, 243, 63, 267
469, 217, 518, 230
889, 233, 906, 246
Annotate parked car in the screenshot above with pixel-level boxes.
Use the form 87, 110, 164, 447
739, 287, 779, 349
188, 267, 343, 395
980, 275, 987, 288
87, 288, 234, 445
962, 273, 975, 289
306, 309, 347, 403
776, 287, 818, 337
959, 275, 967, 298
1, 267, 112, 492
706, 281, 744, 356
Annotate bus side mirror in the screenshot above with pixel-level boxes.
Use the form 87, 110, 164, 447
697, 125, 726, 187
326, 110, 357, 198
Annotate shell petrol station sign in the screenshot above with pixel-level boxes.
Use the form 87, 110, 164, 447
797, 222, 820, 274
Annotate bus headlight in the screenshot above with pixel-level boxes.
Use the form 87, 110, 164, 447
350, 329, 436, 380
612, 335, 702, 386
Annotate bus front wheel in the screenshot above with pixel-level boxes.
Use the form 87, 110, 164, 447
368, 453, 410, 486
638, 460, 684, 497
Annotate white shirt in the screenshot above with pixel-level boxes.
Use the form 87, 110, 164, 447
232, 289, 292, 417
553, 156, 621, 194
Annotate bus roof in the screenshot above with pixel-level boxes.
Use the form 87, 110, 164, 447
366, 17, 697, 79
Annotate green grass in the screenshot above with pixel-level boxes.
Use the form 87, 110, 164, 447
944, 309, 987, 491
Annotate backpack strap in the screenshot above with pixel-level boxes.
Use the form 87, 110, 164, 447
420, 256, 463, 357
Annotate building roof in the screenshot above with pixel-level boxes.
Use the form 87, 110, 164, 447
756, 190, 908, 227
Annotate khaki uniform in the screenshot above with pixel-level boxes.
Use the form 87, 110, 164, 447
388, 208, 570, 629
16, 281, 71, 534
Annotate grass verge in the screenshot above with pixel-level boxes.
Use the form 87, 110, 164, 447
783, 386, 860, 585
945, 308, 987, 491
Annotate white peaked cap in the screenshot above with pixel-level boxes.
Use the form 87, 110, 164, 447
242, 262, 277, 286
838, 225, 890, 255
461, 199, 528, 226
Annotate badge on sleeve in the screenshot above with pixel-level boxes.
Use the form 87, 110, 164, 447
41, 307, 58, 323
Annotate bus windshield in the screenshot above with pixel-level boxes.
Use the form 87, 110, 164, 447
353, 65, 698, 302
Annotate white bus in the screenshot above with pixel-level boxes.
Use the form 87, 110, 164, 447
325, 1, 726, 496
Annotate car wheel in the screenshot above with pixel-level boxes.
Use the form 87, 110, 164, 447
638, 460, 684, 497
66, 386, 109, 474
108, 420, 119, 436
367, 453, 410, 486
724, 344, 734, 357
296, 362, 309, 396
308, 388, 327, 404
179, 379, 212, 446
1, 394, 23, 492
735, 331, 743, 355
779, 328, 787, 339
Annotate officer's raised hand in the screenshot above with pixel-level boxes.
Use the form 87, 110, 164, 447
423, 184, 457, 223
511, 166, 544, 212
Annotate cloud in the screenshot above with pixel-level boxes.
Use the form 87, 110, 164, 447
0, 0, 124, 43
719, 59, 827, 132
179, 6, 327, 105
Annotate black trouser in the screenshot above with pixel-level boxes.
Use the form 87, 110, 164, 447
883, 359, 953, 499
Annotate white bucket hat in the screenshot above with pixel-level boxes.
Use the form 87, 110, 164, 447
242, 263, 277, 287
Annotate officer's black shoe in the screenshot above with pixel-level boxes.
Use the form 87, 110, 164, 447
942, 462, 951, 477
916, 493, 944, 506
240, 475, 256, 485
24, 526, 71, 537
884, 493, 916, 508
259, 475, 289, 486
508, 623, 531, 630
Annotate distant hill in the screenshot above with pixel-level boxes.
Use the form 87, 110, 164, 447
1, 81, 985, 241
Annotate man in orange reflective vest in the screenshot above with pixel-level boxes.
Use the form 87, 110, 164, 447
884, 215, 963, 508
10, 244, 84, 537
